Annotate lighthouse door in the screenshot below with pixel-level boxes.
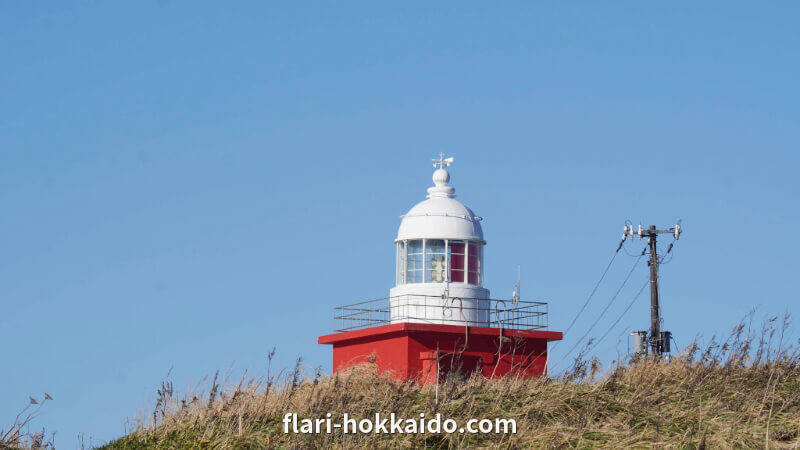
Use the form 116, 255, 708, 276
421, 352, 482, 383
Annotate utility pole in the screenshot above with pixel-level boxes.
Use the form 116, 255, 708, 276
646, 225, 662, 356
621, 222, 682, 356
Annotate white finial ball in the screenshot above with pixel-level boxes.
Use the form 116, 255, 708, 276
432, 168, 450, 186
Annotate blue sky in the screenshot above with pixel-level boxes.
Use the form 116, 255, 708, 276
1, 2, 798, 446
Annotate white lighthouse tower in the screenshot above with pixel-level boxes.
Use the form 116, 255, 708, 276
389, 155, 490, 326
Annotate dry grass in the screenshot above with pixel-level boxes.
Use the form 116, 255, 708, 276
96, 314, 800, 449
0, 394, 55, 450
6, 314, 800, 449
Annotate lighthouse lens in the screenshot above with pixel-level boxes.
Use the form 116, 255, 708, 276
425, 240, 446, 283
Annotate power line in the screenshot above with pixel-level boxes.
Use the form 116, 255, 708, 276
558, 249, 620, 341
551, 251, 645, 371
621, 240, 644, 257
586, 279, 649, 355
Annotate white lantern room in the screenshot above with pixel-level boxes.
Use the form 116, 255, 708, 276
389, 156, 490, 326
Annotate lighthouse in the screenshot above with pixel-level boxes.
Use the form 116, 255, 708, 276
318, 156, 562, 382
390, 155, 489, 327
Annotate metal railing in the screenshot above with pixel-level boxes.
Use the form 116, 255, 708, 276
333, 294, 548, 332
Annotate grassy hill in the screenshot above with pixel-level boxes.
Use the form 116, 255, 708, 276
4, 317, 799, 449
99, 318, 800, 449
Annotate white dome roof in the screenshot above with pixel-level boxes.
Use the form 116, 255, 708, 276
396, 158, 484, 242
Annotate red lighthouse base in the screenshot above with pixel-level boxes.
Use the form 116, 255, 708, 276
318, 323, 562, 383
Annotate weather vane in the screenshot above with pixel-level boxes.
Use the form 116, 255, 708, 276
432, 152, 454, 169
